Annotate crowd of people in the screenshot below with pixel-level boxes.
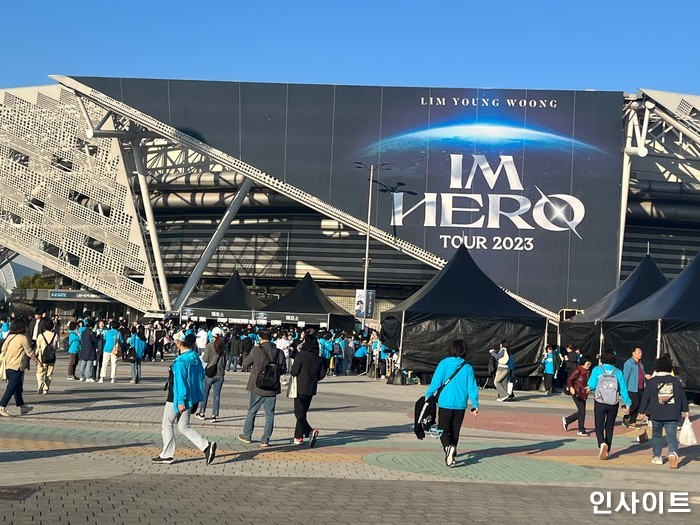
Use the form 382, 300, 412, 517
0, 311, 694, 470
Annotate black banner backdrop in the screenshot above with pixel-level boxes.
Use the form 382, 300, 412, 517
73, 78, 624, 310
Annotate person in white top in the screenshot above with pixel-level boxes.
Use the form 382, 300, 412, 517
195, 326, 208, 355
276, 334, 292, 385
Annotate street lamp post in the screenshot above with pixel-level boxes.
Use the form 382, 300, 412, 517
353, 162, 390, 332
374, 180, 418, 237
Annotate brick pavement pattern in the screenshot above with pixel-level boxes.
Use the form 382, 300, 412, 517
0, 356, 698, 524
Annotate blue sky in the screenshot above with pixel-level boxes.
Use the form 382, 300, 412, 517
1, 0, 698, 94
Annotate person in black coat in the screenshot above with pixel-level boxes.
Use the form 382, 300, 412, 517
79, 322, 99, 382
290, 333, 326, 447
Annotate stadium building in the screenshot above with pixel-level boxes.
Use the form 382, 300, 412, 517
0, 76, 699, 322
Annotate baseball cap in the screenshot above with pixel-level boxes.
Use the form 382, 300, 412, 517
174, 331, 187, 343
211, 327, 223, 337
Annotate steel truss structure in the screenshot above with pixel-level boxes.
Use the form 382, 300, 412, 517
1, 77, 699, 319
621, 89, 700, 277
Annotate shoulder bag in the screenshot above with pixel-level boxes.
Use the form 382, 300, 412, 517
435, 359, 468, 401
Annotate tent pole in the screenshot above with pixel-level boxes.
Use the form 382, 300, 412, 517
398, 310, 406, 369
598, 323, 604, 363
657, 319, 662, 358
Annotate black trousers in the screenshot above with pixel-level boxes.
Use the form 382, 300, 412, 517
625, 390, 644, 424
565, 395, 587, 432
294, 394, 314, 439
594, 401, 618, 449
543, 374, 554, 393
438, 407, 466, 450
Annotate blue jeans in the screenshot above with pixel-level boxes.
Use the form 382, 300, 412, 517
651, 420, 679, 457
0, 369, 25, 408
201, 376, 224, 416
242, 393, 277, 444
79, 359, 93, 380
130, 360, 141, 382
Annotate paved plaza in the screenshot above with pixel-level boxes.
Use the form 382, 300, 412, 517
0, 355, 698, 524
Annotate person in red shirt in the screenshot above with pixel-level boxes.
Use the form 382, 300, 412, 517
563, 356, 593, 436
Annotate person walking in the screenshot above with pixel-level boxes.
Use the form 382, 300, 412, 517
238, 330, 286, 448
290, 333, 326, 447
587, 349, 631, 460
35, 318, 58, 394
622, 347, 651, 428
563, 356, 593, 436
65, 321, 82, 381
639, 355, 690, 469
0, 318, 37, 417
152, 332, 216, 465
489, 340, 510, 401
424, 340, 479, 467
196, 327, 226, 422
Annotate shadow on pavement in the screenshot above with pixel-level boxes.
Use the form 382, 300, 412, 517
0, 442, 150, 463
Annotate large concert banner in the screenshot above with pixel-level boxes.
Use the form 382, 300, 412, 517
74, 78, 624, 310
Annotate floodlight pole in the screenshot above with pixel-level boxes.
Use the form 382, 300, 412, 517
361, 164, 374, 333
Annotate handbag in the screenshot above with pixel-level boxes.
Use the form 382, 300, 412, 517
679, 417, 697, 446
112, 340, 124, 358
637, 426, 650, 444
286, 375, 298, 399
205, 352, 222, 378
0, 352, 6, 381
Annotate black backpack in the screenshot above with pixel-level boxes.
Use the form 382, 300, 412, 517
256, 347, 282, 390
41, 333, 57, 364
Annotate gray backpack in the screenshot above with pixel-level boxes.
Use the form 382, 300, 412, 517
594, 366, 620, 405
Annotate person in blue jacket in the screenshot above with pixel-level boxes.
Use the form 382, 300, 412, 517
587, 349, 631, 460
425, 339, 479, 467
128, 326, 147, 384
153, 332, 216, 465
541, 344, 558, 394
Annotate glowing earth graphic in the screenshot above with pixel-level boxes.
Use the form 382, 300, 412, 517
360, 123, 602, 157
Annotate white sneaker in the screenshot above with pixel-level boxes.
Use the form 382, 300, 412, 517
111, 379, 116, 384
446, 445, 456, 467
651, 456, 663, 465
0, 407, 10, 417
668, 452, 679, 469
562, 416, 568, 431
86, 378, 95, 383
79, 378, 85, 382
98, 378, 104, 383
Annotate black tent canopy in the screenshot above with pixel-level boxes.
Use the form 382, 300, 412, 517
381, 245, 547, 375
257, 273, 354, 331
560, 255, 668, 358
181, 270, 266, 323
605, 251, 700, 390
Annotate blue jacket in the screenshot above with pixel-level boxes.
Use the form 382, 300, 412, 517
171, 349, 205, 414
354, 345, 368, 358
622, 357, 646, 393
68, 331, 81, 354
587, 364, 632, 406
541, 352, 557, 375
320, 338, 332, 359
425, 357, 479, 411
103, 328, 123, 354
129, 336, 147, 360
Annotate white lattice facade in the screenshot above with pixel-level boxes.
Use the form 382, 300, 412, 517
0, 85, 159, 312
